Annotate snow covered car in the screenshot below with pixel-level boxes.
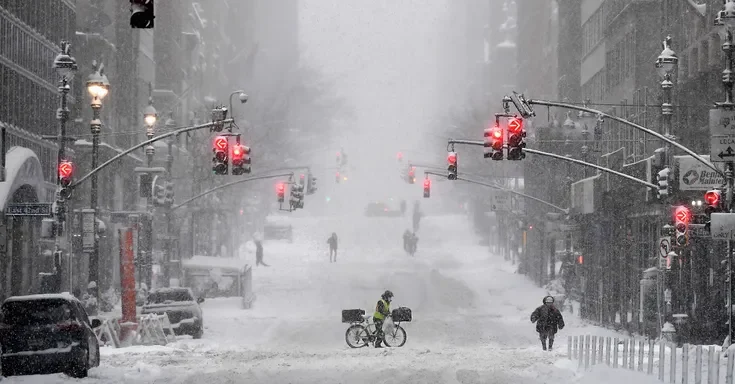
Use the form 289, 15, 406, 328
141, 287, 204, 339
0, 293, 101, 378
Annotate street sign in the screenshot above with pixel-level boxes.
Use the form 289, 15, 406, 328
710, 109, 735, 162
5, 203, 53, 217
711, 212, 735, 240
490, 191, 510, 211
659, 237, 671, 258
689, 223, 710, 238
82, 209, 95, 252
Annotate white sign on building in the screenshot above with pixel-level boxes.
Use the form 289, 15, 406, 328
676, 155, 724, 191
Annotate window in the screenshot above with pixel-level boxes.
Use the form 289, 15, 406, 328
582, 8, 605, 56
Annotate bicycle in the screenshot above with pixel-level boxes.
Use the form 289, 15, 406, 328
344, 313, 407, 348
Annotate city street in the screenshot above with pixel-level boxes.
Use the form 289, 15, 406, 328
4, 214, 645, 383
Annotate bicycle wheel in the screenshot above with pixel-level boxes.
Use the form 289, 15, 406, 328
383, 325, 407, 347
345, 324, 369, 348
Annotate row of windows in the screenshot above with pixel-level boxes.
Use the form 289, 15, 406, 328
606, 32, 635, 90
0, 0, 73, 48
582, 71, 605, 104
0, 62, 60, 140
0, 15, 58, 87
582, 7, 605, 57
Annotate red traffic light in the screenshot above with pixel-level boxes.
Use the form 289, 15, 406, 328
674, 206, 691, 223
397, 152, 403, 160
58, 161, 73, 179
576, 255, 584, 265
423, 178, 431, 188
231, 143, 244, 160
336, 171, 340, 177
277, 183, 285, 195
508, 117, 523, 134
213, 136, 228, 151
447, 152, 457, 165
300, 174, 305, 180
705, 190, 721, 207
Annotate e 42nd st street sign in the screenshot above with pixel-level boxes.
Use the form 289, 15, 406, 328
710, 109, 735, 162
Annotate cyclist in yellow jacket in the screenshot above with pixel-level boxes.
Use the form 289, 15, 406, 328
373, 290, 393, 348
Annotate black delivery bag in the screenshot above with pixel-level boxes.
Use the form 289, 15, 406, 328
341, 309, 365, 323
391, 307, 412, 322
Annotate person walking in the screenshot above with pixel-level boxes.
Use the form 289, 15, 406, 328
530, 295, 565, 351
255, 239, 269, 267
327, 232, 338, 262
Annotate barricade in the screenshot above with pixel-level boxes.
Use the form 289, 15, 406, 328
568, 334, 735, 383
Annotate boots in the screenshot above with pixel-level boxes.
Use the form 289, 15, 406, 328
375, 339, 384, 348
541, 339, 547, 351
548, 338, 554, 351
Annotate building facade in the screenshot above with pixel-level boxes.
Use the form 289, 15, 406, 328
0, 0, 76, 300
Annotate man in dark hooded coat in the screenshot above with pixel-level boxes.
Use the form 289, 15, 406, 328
530, 295, 565, 351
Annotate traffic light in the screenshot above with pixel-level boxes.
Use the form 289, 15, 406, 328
130, 0, 154, 28
657, 168, 670, 199
447, 151, 458, 180
397, 152, 403, 162
212, 136, 228, 175
277, 183, 285, 203
423, 178, 431, 198
336, 151, 341, 165
230, 143, 251, 175
153, 182, 165, 206
705, 189, 723, 213
307, 174, 317, 194
58, 161, 74, 200
335, 171, 340, 183
674, 205, 690, 247
484, 124, 504, 160
299, 174, 305, 185
506, 117, 526, 160
163, 181, 174, 206
408, 166, 416, 184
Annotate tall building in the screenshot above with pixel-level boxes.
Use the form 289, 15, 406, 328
0, 0, 76, 299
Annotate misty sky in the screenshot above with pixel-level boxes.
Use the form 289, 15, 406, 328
299, 0, 454, 185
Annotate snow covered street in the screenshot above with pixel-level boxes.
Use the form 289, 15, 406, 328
3, 213, 652, 383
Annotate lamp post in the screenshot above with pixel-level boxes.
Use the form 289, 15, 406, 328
143, 94, 157, 289
715, 0, 735, 347
655, 36, 678, 336
163, 113, 176, 286
85, 61, 109, 295
577, 100, 597, 178
52, 41, 77, 288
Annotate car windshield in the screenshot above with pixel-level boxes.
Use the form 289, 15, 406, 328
1, 299, 73, 325
147, 290, 193, 304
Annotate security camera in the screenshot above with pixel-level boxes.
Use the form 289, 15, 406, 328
238, 93, 248, 103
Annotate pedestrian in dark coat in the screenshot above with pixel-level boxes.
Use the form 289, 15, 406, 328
327, 233, 338, 262
255, 240, 269, 267
530, 295, 565, 351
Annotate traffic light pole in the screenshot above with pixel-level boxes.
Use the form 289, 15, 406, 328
169, 173, 295, 212
516, 99, 720, 176
423, 171, 568, 214
447, 140, 658, 190
71, 119, 234, 188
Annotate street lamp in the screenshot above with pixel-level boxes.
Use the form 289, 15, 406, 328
51, 40, 77, 289
142, 94, 157, 289
144, 98, 158, 134
85, 60, 110, 294
163, 113, 177, 287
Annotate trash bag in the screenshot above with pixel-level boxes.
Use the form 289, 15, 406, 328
383, 316, 395, 335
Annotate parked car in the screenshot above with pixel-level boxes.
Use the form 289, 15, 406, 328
365, 202, 402, 217
0, 293, 101, 378
141, 287, 204, 339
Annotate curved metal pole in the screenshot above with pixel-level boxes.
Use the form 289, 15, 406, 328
447, 139, 658, 189
527, 99, 721, 176
72, 119, 234, 188
228, 90, 246, 118
424, 170, 568, 214
171, 172, 293, 212
524, 148, 657, 189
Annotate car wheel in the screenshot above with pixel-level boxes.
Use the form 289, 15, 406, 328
192, 325, 204, 339
66, 349, 89, 378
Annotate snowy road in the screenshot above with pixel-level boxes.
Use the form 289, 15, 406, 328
4, 213, 645, 383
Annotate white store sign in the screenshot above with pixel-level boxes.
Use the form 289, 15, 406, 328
676, 155, 724, 191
